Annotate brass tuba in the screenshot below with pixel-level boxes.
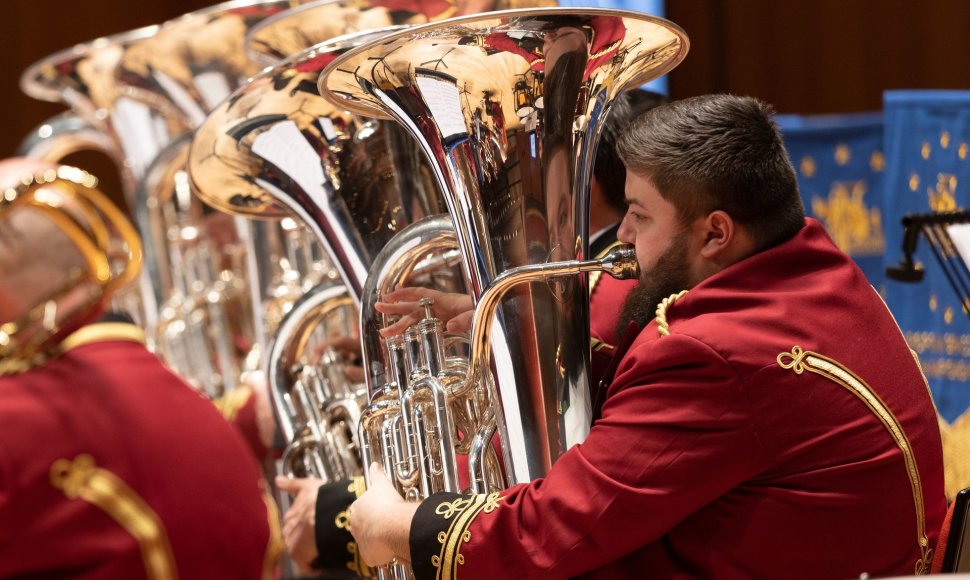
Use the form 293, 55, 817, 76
319, 6, 687, 504
17, 0, 327, 395
188, 24, 450, 482
0, 165, 142, 375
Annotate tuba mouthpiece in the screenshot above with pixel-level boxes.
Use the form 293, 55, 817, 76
599, 244, 640, 281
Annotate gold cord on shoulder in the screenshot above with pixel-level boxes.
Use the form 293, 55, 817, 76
777, 346, 933, 574
212, 385, 254, 423
260, 480, 284, 580
655, 290, 688, 337
49, 454, 176, 579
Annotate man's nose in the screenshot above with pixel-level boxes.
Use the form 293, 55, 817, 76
617, 216, 633, 244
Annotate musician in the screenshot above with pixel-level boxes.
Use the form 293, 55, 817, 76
273, 89, 667, 576
588, 88, 668, 348
347, 95, 947, 578
0, 158, 282, 578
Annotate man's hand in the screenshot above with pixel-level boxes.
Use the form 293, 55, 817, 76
375, 287, 474, 337
275, 476, 324, 575
348, 463, 418, 568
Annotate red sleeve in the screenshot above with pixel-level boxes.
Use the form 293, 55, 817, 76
409, 333, 764, 579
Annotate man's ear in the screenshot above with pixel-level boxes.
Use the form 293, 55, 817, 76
696, 210, 735, 259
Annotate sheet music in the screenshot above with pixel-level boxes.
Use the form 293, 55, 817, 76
947, 223, 970, 267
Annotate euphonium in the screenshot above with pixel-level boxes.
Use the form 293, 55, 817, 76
319, 7, 687, 502
188, 26, 450, 479
18, 0, 323, 393
0, 165, 142, 375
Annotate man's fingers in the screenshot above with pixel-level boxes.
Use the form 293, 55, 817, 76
381, 287, 433, 302
275, 475, 299, 494
378, 314, 418, 337
446, 310, 474, 333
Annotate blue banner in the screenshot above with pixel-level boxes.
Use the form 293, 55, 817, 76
776, 112, 887, 287
881, 91, 970, 498
882, 91, 970, 423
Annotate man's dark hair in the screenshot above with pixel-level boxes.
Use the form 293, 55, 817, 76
618, 94, 804, 250
595, 89, 668, 213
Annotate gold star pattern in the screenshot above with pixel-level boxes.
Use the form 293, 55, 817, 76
960, 142, 968, 161
870, 150, 885, 172
922, 142, 932, 160
941, 130, 951, 149
834, 144, 850, 166
800, 156, 816, 178
910, 173, 920, 192
945, 307, 955, 325
930, 294, 938, 312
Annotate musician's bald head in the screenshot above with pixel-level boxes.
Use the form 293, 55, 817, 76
0, 158, 92, 322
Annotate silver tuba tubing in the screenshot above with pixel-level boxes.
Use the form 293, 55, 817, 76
268, 281, 364, 480
320, 7, 688, 488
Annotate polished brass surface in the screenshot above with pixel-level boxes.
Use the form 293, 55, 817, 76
246, 0, 557, 66
320, 8, 687, 487
18, 0, 324, 392
188, 29, 446, 300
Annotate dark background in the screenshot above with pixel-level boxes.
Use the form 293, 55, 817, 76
5, 0, 969, 202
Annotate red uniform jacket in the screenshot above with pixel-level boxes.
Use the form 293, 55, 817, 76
0, 322, 281, 579
408, 219, 947, 579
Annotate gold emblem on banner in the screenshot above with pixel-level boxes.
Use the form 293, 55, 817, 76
812, 180, 885, 256
929, 173, 958, 212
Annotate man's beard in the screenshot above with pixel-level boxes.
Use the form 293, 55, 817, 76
615, 230, 692, 338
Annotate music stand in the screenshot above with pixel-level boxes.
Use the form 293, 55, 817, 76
941, 488, 970, 572
886, 210, 970, 320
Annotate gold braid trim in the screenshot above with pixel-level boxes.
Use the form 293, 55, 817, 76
1, 322, 146, 376
655, 290, 688, 337
260, 480, 284, 580
348, 475, 366, 498
212, 385, 253, 423
777, 346, 932, 575
337, 476, 372, 577
431, 492, 504, 580
50, 454, 177, 580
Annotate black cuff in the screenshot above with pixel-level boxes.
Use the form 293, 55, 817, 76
314, 477, 370, 577
410, 491, 505, 580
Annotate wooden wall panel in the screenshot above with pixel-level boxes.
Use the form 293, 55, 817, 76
1, 0, 968, 202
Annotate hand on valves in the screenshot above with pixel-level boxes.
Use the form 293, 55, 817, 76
348, 462, 418, 568
375, 287, 474, 337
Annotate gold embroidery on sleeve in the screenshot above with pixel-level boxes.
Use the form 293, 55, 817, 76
655, 290, 688, 337
346, 541, 374, 577
50, 454, 177, 580
339, 477, 372, 577
348, 475, 366, 498
777, 346, 933, 574
431, 492, 504, 580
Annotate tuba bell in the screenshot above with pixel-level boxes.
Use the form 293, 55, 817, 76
0, 164, 142, 375
319, 5, 686, 509
188, 24, 452, 482
18, 0, 330, 394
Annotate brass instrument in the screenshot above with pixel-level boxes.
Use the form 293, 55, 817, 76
318, 3, 686, 546
245, 0, 557, 67
0, 166, 142, 375
188, 26, 448, 480
17, 0, 323, 394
